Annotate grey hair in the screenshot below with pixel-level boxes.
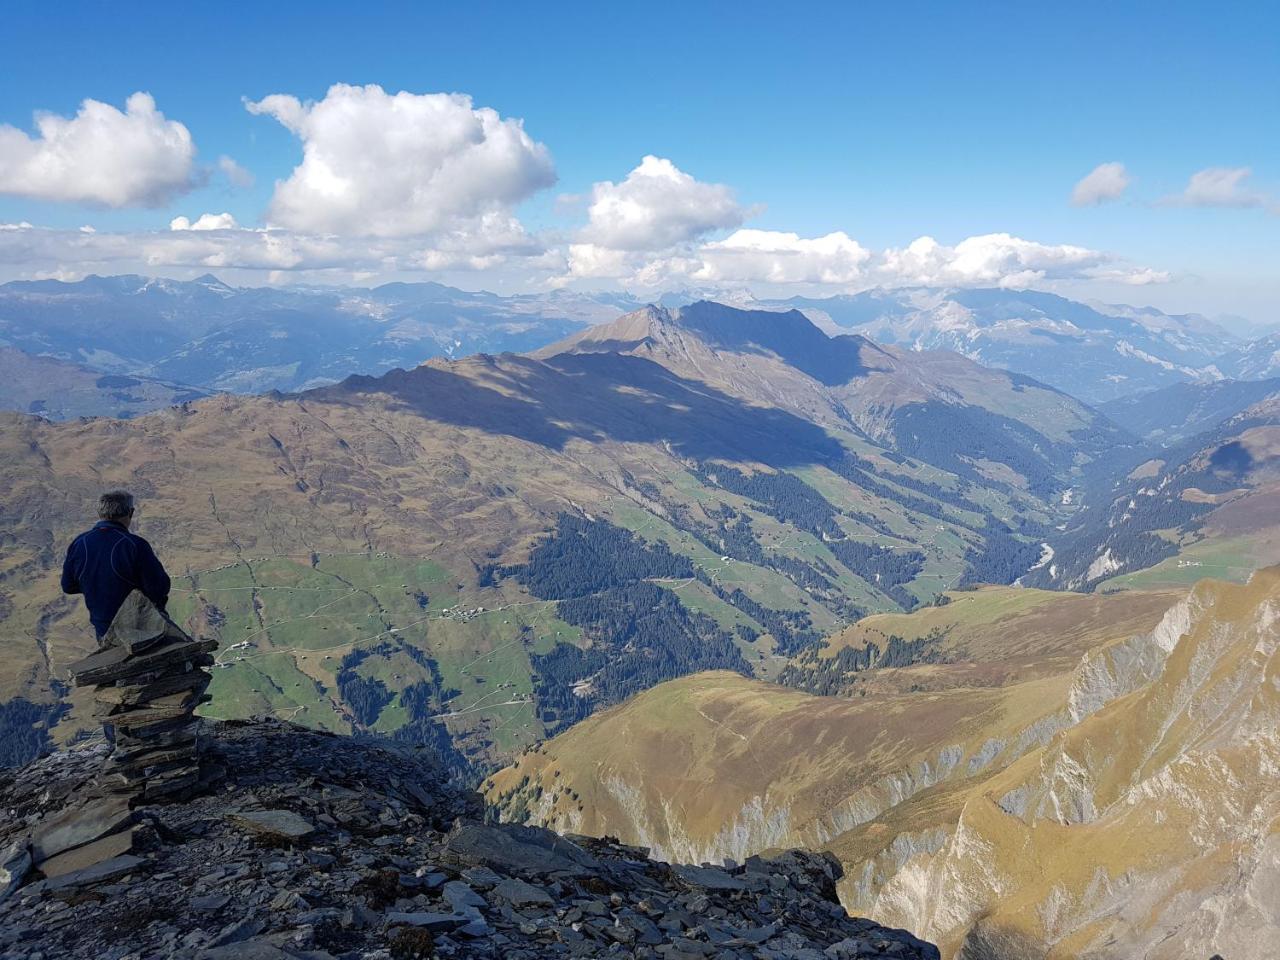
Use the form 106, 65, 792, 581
98, 490, 135, 521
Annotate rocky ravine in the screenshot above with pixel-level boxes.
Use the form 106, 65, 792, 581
0, 718, 939, 960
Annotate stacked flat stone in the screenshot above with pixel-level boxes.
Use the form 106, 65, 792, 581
68, 591, 218, 803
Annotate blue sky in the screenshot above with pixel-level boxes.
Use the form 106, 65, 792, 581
0, 1, 1276, 321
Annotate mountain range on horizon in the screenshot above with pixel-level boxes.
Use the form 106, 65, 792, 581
1, 274, 1277, 420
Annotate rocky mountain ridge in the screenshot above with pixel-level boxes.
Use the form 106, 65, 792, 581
768, 287, 1241, 404
488, 569, 1280, 958
3, 274, 1274, 418
540, 300, 1122, 459
0, 718, 939, 960
0, 274, 631, 397
1221, 330, 1280, 381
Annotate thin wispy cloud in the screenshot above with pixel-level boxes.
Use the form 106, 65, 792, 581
1162, 166, 1278, 213
217, 155, 254, 189
1071, 162, 1131, 206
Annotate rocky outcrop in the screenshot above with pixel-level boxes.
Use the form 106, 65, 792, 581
866, 570, 1280, 958
0, 595, 224, 903
485, 573, 1280, 958
0, 718, 940, 959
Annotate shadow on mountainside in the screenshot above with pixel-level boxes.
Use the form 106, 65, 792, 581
319, 352, 845, 466
666, 302, 869, 386
551, 302, 871, 387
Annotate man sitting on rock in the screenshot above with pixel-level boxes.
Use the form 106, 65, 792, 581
61, 490, 171, 643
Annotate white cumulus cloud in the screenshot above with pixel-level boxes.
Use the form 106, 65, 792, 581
565, 225, 1157, 292
565, 243, 634, 279
170, 212, 239, 231
564, 156, 749, 280
244, 84, 556, 243
1104, 266, 1171, 286
1071, 162, 1130, 206
581, 155, 744, 250
0, 92, 196, 207
691, 229, 871, 284
878, 233, 1125, 289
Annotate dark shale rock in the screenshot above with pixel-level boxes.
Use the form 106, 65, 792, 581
0, 718, 940, 959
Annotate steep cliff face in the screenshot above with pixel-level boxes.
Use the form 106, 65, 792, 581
486, 589, 1176, 867
489, 573, 1280, 959
873, 570, 1280, 958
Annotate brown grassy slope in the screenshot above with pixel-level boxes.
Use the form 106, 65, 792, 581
809, 585, 1179, 693
484, 586, 1174, 859
0, 342, 873, 702
0, 347, 206, 420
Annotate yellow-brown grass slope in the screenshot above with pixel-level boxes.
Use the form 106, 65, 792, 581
488, 573, 1280, 958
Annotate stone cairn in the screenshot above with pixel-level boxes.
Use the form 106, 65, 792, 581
67, 591, 220, 803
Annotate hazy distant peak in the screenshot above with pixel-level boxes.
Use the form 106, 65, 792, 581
535, 299, 872, 386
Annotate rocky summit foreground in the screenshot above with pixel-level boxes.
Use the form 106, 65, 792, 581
0, 719, 939, 960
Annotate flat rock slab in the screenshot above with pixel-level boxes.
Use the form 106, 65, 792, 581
95, 670, 210, 708
672, 863, 748, 891
100, 591, 190, 654
142, 769, 202, 802
42, 853, 143, 891
116, 709, 203, 735
491, 876, 555, 906
39, 827, 136, 880
30, 795, 135, 864
95, 692, 203, 724
197, 934, 335, 960
442, 879, 486, 912
109, 743, 199, 773
192, 893, 231, 912
71, 637, 217, 686
385, 911, 471, 932
444, 822, 600, 877
229, 809, 315, 840
114, 723, 200, 752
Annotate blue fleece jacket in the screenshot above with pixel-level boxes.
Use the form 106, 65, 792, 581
61, 520, 171, 637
